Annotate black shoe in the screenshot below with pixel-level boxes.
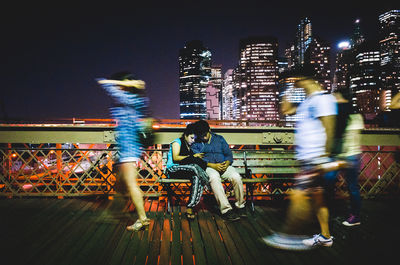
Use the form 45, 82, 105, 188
222, 210, 240, 221
236, 207, 247, 218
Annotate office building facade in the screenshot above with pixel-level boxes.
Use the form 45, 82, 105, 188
235, 36, 279, 123
178, 40, 211, 119
206, 65, 222, 120
221, 69, 236, 120
379, 10, 400, 110
286, 18, 332, 91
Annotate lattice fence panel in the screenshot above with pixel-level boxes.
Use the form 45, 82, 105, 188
1, 145, 399, 198
0, 146, 167, 197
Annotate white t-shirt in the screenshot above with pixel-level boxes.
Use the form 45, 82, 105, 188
338, 113, 364, 158
295, 91, 337, 161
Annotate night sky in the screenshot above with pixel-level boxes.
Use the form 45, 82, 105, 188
2, 1, 398, 121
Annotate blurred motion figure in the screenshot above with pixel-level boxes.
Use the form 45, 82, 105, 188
332, 92, 364, 226
97, 72, 151, 231
263, 76, 345, 250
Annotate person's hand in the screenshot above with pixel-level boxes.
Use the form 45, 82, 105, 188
215, 162, 229, 174
220, 161, 230, 172
97, 79, 145, 88
193, 153, 204, 158
208, 162, 223, 172
117, 80, 145, 88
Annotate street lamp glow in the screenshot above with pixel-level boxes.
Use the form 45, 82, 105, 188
338, 41, 350, 49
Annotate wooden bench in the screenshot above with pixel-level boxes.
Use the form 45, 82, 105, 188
158, 149, 300, 212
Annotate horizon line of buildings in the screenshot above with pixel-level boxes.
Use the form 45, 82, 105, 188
178, 9, 400, 126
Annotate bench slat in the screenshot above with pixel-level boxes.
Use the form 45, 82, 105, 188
160, 176, 294, 184
159, 179, 191, 183
250, 167, 300, 174
244, 152, 296, 159
233, 159, 299, 167
245, 160, 299, 167
242, 177, 292, 183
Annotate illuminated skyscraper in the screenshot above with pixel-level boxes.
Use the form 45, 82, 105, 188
379, 10, 400, 110
278, 57, 289, 73
295, 18, 313, 66
178, 40, 211, 119
334, 19, 382, 121
221, 69, 236, 120
350, 41, 381, 119
206, 65, 222, 120
333, 19, 382, 120
334, 41, 353, 93
351, 19, 365, 46
278, 74, 307, 127
286, 18, 332, 90
305, 37, 332, 91
235, 36, 279, 124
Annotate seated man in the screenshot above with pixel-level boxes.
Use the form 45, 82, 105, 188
192, 120, 246, 221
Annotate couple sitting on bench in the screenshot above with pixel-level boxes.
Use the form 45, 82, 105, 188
165, 120, 246, 221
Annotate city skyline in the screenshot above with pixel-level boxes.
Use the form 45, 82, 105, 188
2, 2, 398, 121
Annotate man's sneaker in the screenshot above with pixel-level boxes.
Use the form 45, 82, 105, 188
222, 210, 240, 221
342, 215, 361, 226
262, 233, 312, 251
236, 207, 247, 218
302, 234, 333, 247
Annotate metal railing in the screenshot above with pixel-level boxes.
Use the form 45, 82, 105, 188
1, 120, 399, 198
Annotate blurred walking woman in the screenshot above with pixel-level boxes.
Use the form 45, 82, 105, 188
165, 123, 209, 219
97, 72, 150, 231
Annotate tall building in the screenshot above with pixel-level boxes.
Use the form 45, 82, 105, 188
351, 19, 365, 46
221, 69, 236, 120
305, 37, 332, 91
333, 41, 353, 94
295, 18, 313, 66
178, 40, 211, 119
379, 10, 400, 110
232, 67, 242, 120
350, 41, 381, 119
278, 74, 307, 127
285, 45, 296, 70
286, 18, 332, 90
206, 65, 222, 120
278, 57, 289, 73
334, 19, 382, 120
234, 36, 279, 123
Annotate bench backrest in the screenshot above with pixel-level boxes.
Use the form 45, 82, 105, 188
161, 148, 300, 178
232, 150, 300, 177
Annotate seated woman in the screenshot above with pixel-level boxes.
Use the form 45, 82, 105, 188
165, 123, 209, 219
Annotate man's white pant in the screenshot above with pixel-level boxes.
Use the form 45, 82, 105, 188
206, 166, 245, 214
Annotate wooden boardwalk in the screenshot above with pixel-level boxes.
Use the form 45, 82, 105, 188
1, 196, 398, 265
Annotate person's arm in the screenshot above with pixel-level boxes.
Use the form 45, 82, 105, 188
96, 78, 146, 110
319, 115, 336, 157
171, 142, 190, 162
97, 79, 145, 88
220, 136, 233, 165
280, 96, 297, 115
390, 92, 400, 109
191, 142, 202, 154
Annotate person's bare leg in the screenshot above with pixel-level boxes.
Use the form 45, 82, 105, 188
120, 162, 147, 222
282, 189, 312, 235
312, 189, 330, 238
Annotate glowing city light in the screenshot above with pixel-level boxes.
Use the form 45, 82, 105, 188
338, 41, 350, 49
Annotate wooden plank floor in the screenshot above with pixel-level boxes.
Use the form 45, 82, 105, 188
1, 195, 399, 265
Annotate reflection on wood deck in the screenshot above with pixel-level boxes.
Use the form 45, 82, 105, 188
1, 196, 398, 265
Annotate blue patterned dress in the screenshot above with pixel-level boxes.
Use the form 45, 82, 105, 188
98, 79, 148, 163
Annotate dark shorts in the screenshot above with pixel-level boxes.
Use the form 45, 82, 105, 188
293, 170, 324, 191
294, 157, 331, 191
